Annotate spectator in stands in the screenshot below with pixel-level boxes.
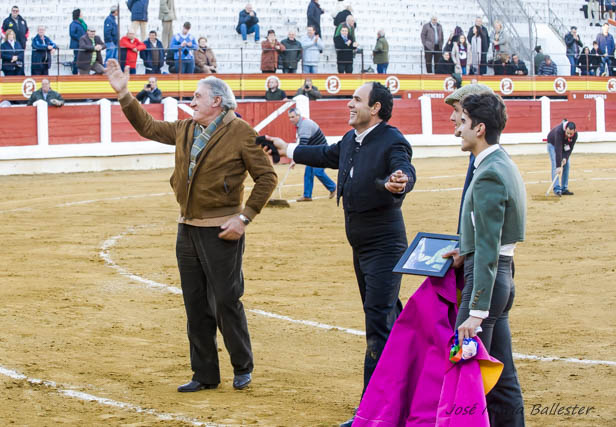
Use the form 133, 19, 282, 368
104, 6, 119, 64
596, 23, 615, 76
136, 76, 162, 103
589, 41, 602, 75
280, 30, 302, 73
1, 28, 24, 76
261, 29, 285, 73
434, 51, 455, 74
607, 0, 616, 21
195, 37, 217, 73
468, 17, 489, 75
159, 0, 176, 49
127, 0, 149, 42
27, 78, 64, 106
565, 26, 583, 75
443, 26, 464, 52
170, 21, 196, 74
533, 45, 545, 75
77, 28, 105, 75
334, 25, 357, 73
307, 0, 324, 37
491, 20, 510, 56
141, 30, 164, 74
587, 0, 600, 26
2, 5, 28, 52
300, 25, 323, 73
578, 46, 594, 75
236, 4, 260, 43
295, 78, 322, 99
421, 16, 443, 74
335, 14, 356, 41
332, 4, 353, 29
120, 29, 146, 74
373, 29, 389, 74
468, 25, 483, 75
452, 34, 469, 75
538, 55, 558, 75
69, 9, 87, 75
31, 26, 56, 76
491, 52, 510, 75
508, 53, 528, 75
264, 77, 287, 100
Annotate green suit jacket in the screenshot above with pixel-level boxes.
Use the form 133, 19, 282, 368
459, 148, 526, 311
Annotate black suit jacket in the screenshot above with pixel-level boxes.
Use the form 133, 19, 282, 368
293, 121, 416, 213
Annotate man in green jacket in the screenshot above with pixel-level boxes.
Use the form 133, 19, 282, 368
455, 92, 526, 426
104, 59, 277, 393
27, 78, 64, 107
373, 30, 389, 74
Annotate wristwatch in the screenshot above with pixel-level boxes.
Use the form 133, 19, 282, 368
238, 214, 251, 225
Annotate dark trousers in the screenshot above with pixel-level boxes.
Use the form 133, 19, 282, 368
345, 208, 407, 392
282, 67, 297, 73
424, 46, 441, 73
338, 62, 353, 73
72, 49, 79, 75
145, 67, 162, 74
456, 254, 525, 427
176, 224, 253, 384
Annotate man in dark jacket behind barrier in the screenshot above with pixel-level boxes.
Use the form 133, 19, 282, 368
104, 59, 277, 393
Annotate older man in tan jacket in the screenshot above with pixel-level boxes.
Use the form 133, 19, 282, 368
105, 59, 277, 392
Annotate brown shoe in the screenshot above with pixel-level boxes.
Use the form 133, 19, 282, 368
296, 196, 312, 202
329, 190, 336, 199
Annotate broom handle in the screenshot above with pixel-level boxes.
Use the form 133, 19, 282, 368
278, 163, 293, 199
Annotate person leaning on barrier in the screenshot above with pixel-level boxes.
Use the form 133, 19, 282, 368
264, 77, 287, 101
141, 30, 164, 74
295, 77, 321, 100
27, 78, 64, 107
104, 58, 277, 393
136, 76, 162, 104
537, 55, 558, 76
120, 29, 146, 75
77, 28, 105, 75
31, 26, 57, 76
194, 37, 217, 74
507, 53, 528, 76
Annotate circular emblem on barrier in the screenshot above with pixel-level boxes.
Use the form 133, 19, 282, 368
385, 76, 400, 94
325, 75, 341, 94
443, 77, 456, 92
264, 75, 281, 90
22, 78, 37, 98
500, 78, 514, 95
553, 77, 567, 94
608, 78, 616, 93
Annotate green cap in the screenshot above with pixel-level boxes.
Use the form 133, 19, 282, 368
444, 83, 494, 106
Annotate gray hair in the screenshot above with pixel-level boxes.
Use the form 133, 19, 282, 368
198, 76, 237, 110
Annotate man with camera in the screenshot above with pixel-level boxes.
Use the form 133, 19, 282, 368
295, 78, 322, 100
136, 76, 162, 104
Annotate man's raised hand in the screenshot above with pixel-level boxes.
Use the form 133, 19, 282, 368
104, 59, 131, 98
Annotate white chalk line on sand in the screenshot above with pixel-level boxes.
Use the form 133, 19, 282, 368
99, 227, 616, 367
0, 366, 215, 426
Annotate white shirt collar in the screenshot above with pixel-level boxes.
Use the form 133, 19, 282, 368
473, 144, 500, 168
354, 122, 381, 145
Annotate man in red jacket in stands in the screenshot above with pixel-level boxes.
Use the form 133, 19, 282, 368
120, 29, 146, 74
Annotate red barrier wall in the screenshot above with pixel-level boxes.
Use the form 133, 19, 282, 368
550, 100, 596, 131
503, 101, 542, 134
606, 101, 616, 132
111, 104, 164, 142
236, 101, 296, 142
432, 101, 454, 135
49, 105, 100, 145
0, 107, 38, 146
308, 100, 350, 136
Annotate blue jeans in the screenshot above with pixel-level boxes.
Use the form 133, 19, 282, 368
302, 64, 317, 73
304, 166, 336, 198
178, 58, 195, 74
567, 55, 577, 75
105, 42, 118, 64
239, 23, 260, 41
376, 63, 388, 74
72, 49, 79, 74
599, 56, 613, 76
547, 143, 570, 193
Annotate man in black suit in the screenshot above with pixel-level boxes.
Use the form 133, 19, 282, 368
267, 82, 416, 427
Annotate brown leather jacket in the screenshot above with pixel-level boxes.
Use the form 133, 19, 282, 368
260, 39, 285, 72
119, 93, 277, 220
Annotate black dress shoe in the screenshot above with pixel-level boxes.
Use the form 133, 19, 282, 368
561, 189, 574, 195
177, 380, 218, 392
233, 373, 252, 390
